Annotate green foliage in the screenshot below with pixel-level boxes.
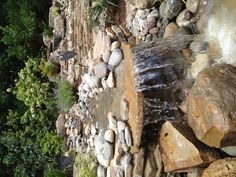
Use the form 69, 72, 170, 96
88, 0, 118, 27
0, 55, 64, 177
75, 153, 97, 177
43, 23, 54, 37
40, 61, 60, 77
56, 79, 76, 112
0, 15, 37, 59
40, 132, 65, 156
44, 164, 65, 177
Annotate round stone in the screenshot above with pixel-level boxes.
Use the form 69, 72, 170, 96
104, 129, 115, 143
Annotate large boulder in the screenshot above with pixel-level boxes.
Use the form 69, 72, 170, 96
183, 64, 236, 148
201, 158, 236, 177
159, 121, 219, 172
159, 0, 184, 19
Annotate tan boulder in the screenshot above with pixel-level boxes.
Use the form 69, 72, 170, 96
160, 121, 219, 172
201, 158, 236, 177
183, 64, 236, 148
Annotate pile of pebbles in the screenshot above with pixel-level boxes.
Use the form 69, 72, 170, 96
95, 112, 133, 177
127, 0, 200, 41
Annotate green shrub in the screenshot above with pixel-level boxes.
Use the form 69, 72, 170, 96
43, 26, 54, 37
0, 54, 63, 177
88, 0, 118, 27
56, 79, 76, 112
75, 153, 97, 177
44, 164, 65, 177
40, 61, 60, 77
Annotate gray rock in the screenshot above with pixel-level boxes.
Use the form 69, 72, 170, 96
119, 130, 126, 144
117, 121, 126, 131
121, 143, 129, 152
147, 8, 159, 18
135, 9, 149, 20
120, 98, 129, 121
111, 41, 121, 51
103, 142, 114, 161
95, 62, 109, 78
176, 9, 192, 27
95, 130, 106, 154
108, 113, 117, 133
125, 127, 132, 147
104, 129, 115, 143
106, 72, 115, 88
143, 17, 157, 31
103, 50, 111, 63
97, 165, 106, 177
132, 18, 142, 31
97, 154, 109, 168
159, 0, 183, 19
108, 49, 123, 69
186, 0, 200, 13
158, 28, 165, 38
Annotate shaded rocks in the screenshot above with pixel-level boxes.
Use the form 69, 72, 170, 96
183, 64, 236, 148
95, 130, 114, 168
159, 0, 184, 19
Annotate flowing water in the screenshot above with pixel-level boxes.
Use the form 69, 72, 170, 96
130, 0, 236, 145
91, 0, 236, 147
